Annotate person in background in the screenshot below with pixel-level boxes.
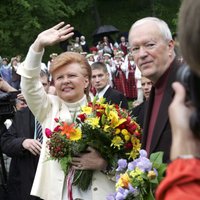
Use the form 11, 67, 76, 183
0, 79, 18, 200
89, 46, 98, 61
128, 17, 182, 162
91, 61, 128, 109
156, 0, 200, 199
118, 36, 128, 56
17, 22, 115, 200
1, 69, 50, 200
121, 53, 138, 101
80, 35, 89, 53
10, 57, 21, 90
47, 53, 58, 72
86, 53, 95, 65
131, 76, 152, 128
112, 52, 127, 97
72, 36, 83, 53
102, 53, 114, 87
0, 58, 12, 85
15, 98, 27, 111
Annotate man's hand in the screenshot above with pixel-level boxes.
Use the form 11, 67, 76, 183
22, 139, 42, 156
0, 78, 17, 92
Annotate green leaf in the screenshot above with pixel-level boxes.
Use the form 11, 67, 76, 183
73, 170, 93, 191
150, 151, 164, 164
60, 156, 71, 174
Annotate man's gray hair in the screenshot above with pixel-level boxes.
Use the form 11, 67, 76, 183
129, 17, 172, 41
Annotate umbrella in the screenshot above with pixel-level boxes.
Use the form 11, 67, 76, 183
92, 25, 119, 37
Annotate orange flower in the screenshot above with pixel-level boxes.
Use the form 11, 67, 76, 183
60, 122, 76, 139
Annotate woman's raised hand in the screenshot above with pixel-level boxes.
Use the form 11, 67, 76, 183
33, 22, 74, 52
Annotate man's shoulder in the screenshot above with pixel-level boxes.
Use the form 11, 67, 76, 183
106, 87, 123, 96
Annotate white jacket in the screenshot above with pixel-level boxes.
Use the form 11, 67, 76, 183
17, 47, 115, 200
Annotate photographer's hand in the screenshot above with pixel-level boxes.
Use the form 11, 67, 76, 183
33, 22, 74, 52
169, 82, 200, 160
22, 139, 42, 156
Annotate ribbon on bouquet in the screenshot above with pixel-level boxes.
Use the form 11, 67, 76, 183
67, 168, 75, 200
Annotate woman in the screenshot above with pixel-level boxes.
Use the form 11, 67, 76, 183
17, 22, 115, 200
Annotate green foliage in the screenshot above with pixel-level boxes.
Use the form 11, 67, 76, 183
0, 0, 181, 60
150, 151, 167, 182
73, 170, 93, 191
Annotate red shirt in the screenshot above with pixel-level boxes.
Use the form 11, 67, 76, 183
156, 159, 200, 200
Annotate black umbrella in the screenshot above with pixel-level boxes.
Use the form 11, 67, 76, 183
92, 25, 119, 37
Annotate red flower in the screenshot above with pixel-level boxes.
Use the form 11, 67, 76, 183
124, 142, 133, 150
54, 118, 59, 122
45, 128, 53, 138
54, 125, 61, 132
78, 113, 86, 122
134, 131, 141, 138
126, 116, 131, 123
127, 123, 137, 133
96, 111, 102, 118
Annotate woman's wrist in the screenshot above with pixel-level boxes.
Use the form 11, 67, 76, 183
32, 37, 45, 52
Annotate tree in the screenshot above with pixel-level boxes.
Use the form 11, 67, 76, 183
0, 0, 181, 60
0, 0, 92, 58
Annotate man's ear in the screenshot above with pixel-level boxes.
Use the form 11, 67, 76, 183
84, 78, 89, 89
168, 39, 175, 56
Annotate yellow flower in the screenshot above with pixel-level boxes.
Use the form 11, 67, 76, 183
111, 136, 124, 149
126, 137, 141, 159
81, 106, 92, 114
121, 129, 130, 141
70, 128, 82, 141
147, 170, 157, 180
103, 125, 110, 132
130, 167, 144, 184
115, 128, 121, 134
108, 110, 119, 125
114, 118, 127, 128
98, 97, 106, 104
132, 137, 141, 150
86, 117, 100, 129
116, 173, 130, 189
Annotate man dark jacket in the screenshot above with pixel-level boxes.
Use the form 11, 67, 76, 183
130, 100, 148, 129
1, 107, 41, 200
103, 86, 129, 109
142, 58, 181, 163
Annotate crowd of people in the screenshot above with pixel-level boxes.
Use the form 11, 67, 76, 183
1, 34, 145, 106
1, 0, 200, 199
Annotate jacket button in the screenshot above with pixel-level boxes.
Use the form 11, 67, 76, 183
93, 187, 98, 191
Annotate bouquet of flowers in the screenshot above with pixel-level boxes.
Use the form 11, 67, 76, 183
45, 97, 142, 191
107, 150, 167, 200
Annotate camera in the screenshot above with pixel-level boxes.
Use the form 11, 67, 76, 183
176, 64, 200, 137
0, 91, 20, 120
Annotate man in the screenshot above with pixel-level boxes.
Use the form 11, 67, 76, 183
1, 69, 50, 200
128, 17, 181, 162
0, 78, 17, 200
131, 76, 152, 128
91, 61, 129, 109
